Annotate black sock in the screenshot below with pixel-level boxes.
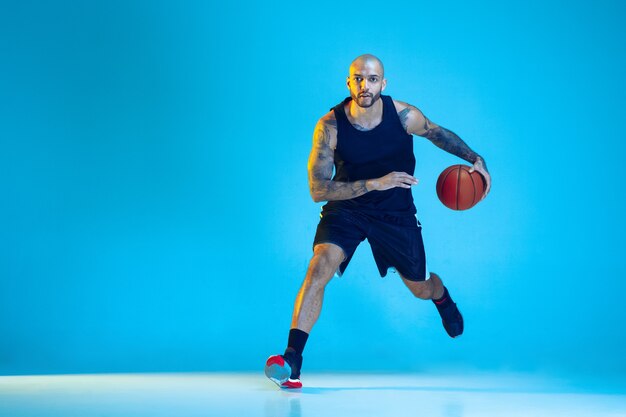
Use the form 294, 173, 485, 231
432, 286, 453, 311
287, 328, 309, 356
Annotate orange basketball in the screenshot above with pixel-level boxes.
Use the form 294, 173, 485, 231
436, 165, 485, 210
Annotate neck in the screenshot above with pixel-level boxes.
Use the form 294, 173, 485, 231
347, 97, 383, 123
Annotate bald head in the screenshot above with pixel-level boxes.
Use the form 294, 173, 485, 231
346, 54, 387, 108
349, 54, 384, 78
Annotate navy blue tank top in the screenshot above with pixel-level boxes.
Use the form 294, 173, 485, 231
322, 95, 417, 216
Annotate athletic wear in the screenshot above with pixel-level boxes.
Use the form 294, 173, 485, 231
287, 328, 309, 357
313, 208, 427, 281
433, 286, 452, 308
265, 348, 303, 389
266, 94, 463, 389
324, 95, 416, 216
433, 286, 464, 337
312, 94, 428, 281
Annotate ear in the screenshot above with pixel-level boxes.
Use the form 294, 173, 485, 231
346, 76, 351, 90
381, 78, 387, 92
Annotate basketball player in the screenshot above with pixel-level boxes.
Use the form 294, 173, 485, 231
265, 54, 491, 389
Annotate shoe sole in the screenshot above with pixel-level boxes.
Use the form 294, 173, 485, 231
264, 355, 292, 387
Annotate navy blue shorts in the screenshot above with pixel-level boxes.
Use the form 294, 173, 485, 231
313, 208, 428, 282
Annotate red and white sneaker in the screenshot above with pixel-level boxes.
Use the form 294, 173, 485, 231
280, 378, 302, 389
264, 348, 303, 389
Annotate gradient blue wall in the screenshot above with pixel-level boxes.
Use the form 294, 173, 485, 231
1, 0, 625, 377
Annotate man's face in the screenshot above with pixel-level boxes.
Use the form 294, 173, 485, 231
346, 60, 386, 108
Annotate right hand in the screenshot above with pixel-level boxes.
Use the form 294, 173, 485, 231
368, 172, 419, 191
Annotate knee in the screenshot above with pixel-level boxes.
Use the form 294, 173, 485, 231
413, 281, 433, 300
429, 272, 441, 282
313, 244, 345, 267
307, 245, 344, 285
403, 271, 443, 300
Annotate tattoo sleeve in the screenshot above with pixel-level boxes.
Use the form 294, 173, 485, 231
308, 120, 370, 202
424, 126, 480, 164
398, 107, 411, 132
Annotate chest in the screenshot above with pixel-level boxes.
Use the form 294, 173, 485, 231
335, 124, 413, 165
344, 113, 383, 131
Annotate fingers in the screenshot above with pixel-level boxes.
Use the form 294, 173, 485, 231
393, 172, 418, 188
397, 180, 418, 188
395, 172, 418, 183
469, 165, 490, 201
479, 175, 491, 202
379, 172, 419, 190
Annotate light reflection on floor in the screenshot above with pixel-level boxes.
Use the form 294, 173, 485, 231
0, 372, 624, 417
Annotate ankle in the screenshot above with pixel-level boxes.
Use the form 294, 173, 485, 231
432, 286, 453, 309
287, 328, 309, 357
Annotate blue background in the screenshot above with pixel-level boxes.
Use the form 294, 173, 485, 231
1, 0, 625, 378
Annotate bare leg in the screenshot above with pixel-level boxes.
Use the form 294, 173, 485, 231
291, 243, 345, 333
401, 271, 464, 337
400, 271, 445, 300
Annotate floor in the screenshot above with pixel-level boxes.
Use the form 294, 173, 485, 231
0, 372, 624, 416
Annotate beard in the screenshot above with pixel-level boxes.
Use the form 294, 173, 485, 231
351, 90, 381, 108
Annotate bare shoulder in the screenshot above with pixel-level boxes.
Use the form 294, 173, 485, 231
391, 98, 438, 136
314, 110, 338, 149
318, 110, 337, 131
392, 98, 412, 112
392, 98, 422, 118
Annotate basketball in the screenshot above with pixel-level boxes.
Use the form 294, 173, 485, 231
436, 164, 486, 210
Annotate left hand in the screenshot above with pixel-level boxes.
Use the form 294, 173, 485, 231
469, 156, 491, 202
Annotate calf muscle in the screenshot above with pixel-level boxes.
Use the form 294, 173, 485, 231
291, 244, 344, 332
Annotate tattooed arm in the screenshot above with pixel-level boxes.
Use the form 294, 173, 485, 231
393, 99, 491, 198
307, 114, 369, 202
307, 113, 418, 202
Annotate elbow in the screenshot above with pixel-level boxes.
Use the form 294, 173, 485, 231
310, 191, 324, 203
309, 184, 325, 203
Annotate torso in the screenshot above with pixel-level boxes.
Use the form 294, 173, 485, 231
322, 94, 417, 215
322, 98, 411, 149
